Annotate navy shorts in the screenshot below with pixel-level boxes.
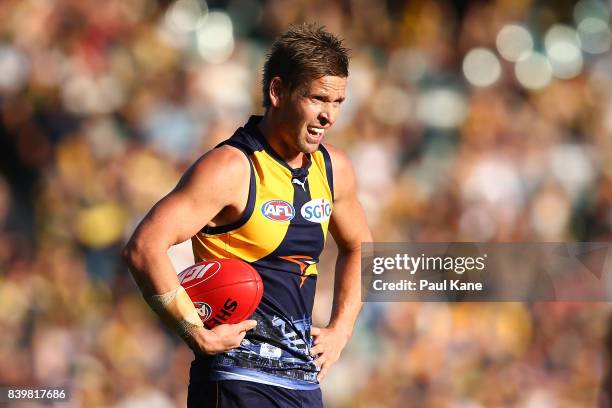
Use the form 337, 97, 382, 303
187, 380, 323, 408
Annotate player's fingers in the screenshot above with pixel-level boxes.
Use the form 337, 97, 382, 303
236, 320, 257, 332
313, 355, 325, 367
310, 326, 321, 336
238, 329, 247, 340
310, 344, 322, 356
226, 331, 246, 349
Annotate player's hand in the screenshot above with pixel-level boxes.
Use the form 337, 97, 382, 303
309, 325, 351, 382
189, 320, 257, 355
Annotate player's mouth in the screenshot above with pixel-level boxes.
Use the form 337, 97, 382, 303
306, 126, 324, 143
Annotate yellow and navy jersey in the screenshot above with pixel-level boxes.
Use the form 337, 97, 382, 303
190, 116, 334, 390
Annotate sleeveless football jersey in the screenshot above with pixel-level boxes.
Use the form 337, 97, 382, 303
190, 115, 334, 390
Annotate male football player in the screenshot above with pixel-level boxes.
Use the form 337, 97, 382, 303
124, 23, 371, 407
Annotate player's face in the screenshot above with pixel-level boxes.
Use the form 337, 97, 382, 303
279, 75, 346, 154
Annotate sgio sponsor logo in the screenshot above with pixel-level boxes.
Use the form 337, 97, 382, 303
261, 200, 295, 222
301, 198, 332, 223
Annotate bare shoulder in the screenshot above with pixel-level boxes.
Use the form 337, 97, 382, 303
322, 143, 352, 172
181, 145, 250, 191
322, 143, 356, 200
191, 145, 249, 179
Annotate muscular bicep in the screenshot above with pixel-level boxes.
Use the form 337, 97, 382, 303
132, 146, 249, 250
326, 145, 372, 251
329, 193, 370, 252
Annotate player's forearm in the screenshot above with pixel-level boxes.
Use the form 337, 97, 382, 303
328, 247, 363, 337
123, 235, 182, 297
123, 236, 206, 340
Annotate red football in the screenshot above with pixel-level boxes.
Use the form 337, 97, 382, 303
178, 258, 263, 329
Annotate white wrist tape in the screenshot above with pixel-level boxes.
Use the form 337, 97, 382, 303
147, 286, 203, 338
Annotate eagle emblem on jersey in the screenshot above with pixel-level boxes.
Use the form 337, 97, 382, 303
279, 255, 318, 287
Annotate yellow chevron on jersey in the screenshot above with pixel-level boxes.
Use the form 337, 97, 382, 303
191, 116, 334, 284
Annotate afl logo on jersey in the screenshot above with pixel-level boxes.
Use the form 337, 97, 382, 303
301, 198, 332, 223
261, 200, 295, 222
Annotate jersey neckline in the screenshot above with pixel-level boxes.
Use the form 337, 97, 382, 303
245, 115, 312, 182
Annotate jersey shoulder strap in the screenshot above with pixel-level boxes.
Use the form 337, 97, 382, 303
200, 128, 258, 235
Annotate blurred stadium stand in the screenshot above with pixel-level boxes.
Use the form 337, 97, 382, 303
1, 0, 612, 406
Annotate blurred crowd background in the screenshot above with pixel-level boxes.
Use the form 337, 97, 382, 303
2, 0, 612, 406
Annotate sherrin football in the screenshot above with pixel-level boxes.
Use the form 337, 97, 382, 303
178, 258, 264, 329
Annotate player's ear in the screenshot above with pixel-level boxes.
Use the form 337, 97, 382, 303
269, 77, 285, 108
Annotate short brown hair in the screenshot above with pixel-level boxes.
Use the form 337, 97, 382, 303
262, 23, 349, 108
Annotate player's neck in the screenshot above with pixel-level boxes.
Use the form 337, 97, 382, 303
257, 114, 307, 169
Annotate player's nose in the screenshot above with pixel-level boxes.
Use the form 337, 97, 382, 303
318, 106, 338, 127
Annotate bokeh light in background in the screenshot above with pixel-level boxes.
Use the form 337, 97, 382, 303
195, 11, 235, 63
161, 0, 209, 50
0, 45, 29, 95
496, 24, 534, 62
514, 51, 553, 90
2, 0, 612, 406
416, 89, 467, 129
62, 75, 126, 114
462, 48, 501, 87
544, 24, 583, 79
166, 0, 208, 31
387, 48, 429, 85
477, 1, 612, 92
371, 85, 413, 126
578, 17, 612, 54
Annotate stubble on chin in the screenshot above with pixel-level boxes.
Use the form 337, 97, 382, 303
299, 139, 320, 154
